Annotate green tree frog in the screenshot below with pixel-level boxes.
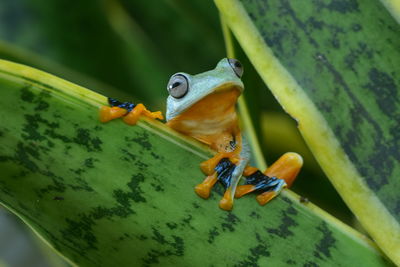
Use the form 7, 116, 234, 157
100, 58, 303, 211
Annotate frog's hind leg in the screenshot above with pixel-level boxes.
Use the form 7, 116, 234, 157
218, 141, 250, 211
235, 152, 303, 205
196, 137, 250, 211
263, 152, 303, 188
255, 179, 287, 205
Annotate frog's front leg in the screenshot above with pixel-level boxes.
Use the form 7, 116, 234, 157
195, 137, 250, 211
100, 98, 163, 125
218, 144, 249, 210
199, 151, 236, 175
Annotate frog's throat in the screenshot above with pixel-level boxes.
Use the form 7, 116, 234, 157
166, 82, 243, 121
166, 87, 241, 146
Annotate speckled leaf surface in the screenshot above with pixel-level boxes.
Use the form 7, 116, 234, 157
214, 0, 400, 264
243, 0, 400, 215
0, 60, 392, 266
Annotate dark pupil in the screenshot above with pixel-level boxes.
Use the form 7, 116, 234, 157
172, 81, 181, 88
234, 61, 241, 68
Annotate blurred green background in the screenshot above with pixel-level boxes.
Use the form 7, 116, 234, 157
0, 0, 356, 265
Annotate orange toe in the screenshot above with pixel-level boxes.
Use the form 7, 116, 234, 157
200, 152, 234, 175
194, 173, 217, 199
219, 197, 233, 211
123, 104, 145, 125
256, 191, 277, 206
195, 183, 212, 199
219, 189, 233, 211
99, 106, 127, 123
234, 185, 256, 198
264, 152, 303, 188
243, 166, 258, 176
200, 160, 216, 175
143, 110, 164, 120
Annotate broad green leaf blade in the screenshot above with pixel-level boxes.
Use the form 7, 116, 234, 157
0, 59, 393, 266
214, 0, 400, 263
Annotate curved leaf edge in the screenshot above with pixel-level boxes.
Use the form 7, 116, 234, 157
0, 58, 387, 261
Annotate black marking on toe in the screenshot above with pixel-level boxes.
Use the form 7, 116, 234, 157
245, 171, 284, 193
215, 158, 236, 188
108, 97, 136, 112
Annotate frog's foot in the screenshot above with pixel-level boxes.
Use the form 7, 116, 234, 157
100, 106, 128, 123
233, 166, 259, 198
243, 165, 258, 176
200, 152, 237, 175
100, 97, 134, 123
100, 97, 163, 125
256, 179, 287, 205
196, 156, 246, 211
123, 103, 163, 125
194, 172, 218, 199
263, 152, 303, 188
196, 157, 238, 210
214, 158, 243, 211
235, 152, 303, 205
236, 171, 287, 204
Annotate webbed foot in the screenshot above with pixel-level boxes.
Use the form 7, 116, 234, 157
100, 98, 163, 125
263, 152, 303, 188
124, 103, 164, 125
100, 106, 128, 122
196, 157, 245, 211
200, 152, 236, 175
235, 152, 303, 205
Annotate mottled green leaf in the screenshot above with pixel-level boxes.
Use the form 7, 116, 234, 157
0, 60, 392, 266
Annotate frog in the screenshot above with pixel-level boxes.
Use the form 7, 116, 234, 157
100, 58, 303, 211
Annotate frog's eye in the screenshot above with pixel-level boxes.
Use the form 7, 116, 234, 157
167, 74, 189, 99
228, 58, 244, 78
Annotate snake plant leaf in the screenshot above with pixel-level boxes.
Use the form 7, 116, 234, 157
214, 0, 400, 264
0, 60, 393, 266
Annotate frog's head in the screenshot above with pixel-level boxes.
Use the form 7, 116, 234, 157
166, 58, 244, 121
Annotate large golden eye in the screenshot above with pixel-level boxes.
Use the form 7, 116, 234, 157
228, 58, 244, 78
167, 74, 189, 99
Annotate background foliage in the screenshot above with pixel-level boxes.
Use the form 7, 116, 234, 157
0, 0, 395, 265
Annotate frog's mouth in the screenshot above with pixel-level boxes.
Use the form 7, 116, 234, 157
166, 84, 242, 137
